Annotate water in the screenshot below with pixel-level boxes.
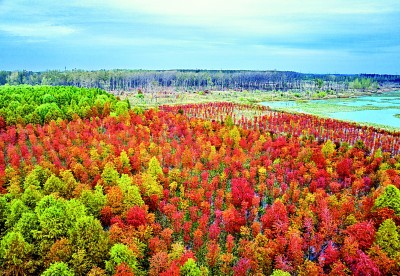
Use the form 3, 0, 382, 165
265, 101, 298, 108
329, 109, 400, 128
261, 90, 400, 129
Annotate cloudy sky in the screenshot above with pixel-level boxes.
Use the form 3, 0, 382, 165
0, 0, 399, 73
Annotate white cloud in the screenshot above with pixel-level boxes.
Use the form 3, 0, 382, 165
0, 23, 77, 38
251, 44, 350, 58
99, 0, 398, 18
88, 35, 192, 47
71, 0, 399, 36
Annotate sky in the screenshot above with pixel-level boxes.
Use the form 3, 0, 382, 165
0, 0, 399, 74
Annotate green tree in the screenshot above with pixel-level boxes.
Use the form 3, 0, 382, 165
112, 101, 129, 117
0, 196, 8, 236
21, 185, 44, 209
44, 107, 64, 124
350, 78, 362, 90
44, 174, 67, 196
141, 173, 163, 198
23, 165, 51, 190
321, 139, 336, 158
0, 231, 33, 275
105, 243, 138, 275
79, 186, 107, 218
35, 196, 86, 242
101, 162, 120, 187
228, 126, 241, 148
271, 269, 291, 276
314, 78, 324, 89
13, 211, 40, 244
70, 249, 91, 275
147, 156, 163, 178
360, 78, 371, 90
34, 103, 62, 124
117, 174, 144, 209
118, 150, 131, 173
69, 216, 109, 271
65, 199, 88, 227
375, 219, 400, 258
180, 258, 202, 276
42, 262, 75, 276
5, 199, 30, 230
59, 170, 78, 199
374, 185, 400, 215
225, 115, 234, 128
6, 71, 22, 85
41, 94, 57, 104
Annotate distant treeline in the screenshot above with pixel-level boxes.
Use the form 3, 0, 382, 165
1, 70, 399, 92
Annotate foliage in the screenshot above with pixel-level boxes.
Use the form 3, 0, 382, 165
105, 243, 138, 275
0, 85, 117, 125
41, 262, 75, 276
0, 100, 399, 275
79, 185, 107, 218
0, 70, 387, 94
271, 269, 291, 276
0, 231, 33, 275
69, 215, 110, 272
375, 219, 400, 258
374, 185, 400, 215
180, 258, 202, 276
147, 156, 163, 178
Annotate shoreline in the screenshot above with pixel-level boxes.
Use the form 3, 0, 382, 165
258, 90, 400, 132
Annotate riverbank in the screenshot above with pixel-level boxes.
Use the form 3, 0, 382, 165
260, 90, 400, 131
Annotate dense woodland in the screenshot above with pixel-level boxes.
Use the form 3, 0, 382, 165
0, 86, 129, 126
0, 86, 400, 275
1, 70, 399, 92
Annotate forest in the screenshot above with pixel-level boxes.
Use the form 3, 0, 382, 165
0, 85, 399, 275
1, 70, 398, 93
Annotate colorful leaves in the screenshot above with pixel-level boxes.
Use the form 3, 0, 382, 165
0, 231, 33, 275
41, 262, 74, 276
126, 206, 147, 228
0, 99, 399, 275
346, 221, 376, 250
231, 177, 254, 209
105, 244, 138, 275
261, 199, 289, 237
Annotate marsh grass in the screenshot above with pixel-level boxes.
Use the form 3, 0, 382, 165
124, 89, 363, 109
125, 90, 282, 108
278, 102, 384, 115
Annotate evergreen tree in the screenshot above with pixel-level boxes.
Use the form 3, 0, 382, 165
0, 231, 33, 275
375, 219, 400, 258
105, 243, 138, 275
42, 262, 75, 276
374, 185, 400, 215
180, 258, 202, 276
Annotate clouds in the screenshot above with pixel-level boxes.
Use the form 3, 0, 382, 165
93, 0, 399, 34
0, 23, 76, 38
0, 0, 399, 73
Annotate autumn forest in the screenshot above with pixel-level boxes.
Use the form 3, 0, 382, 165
0, 85, 400, 276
